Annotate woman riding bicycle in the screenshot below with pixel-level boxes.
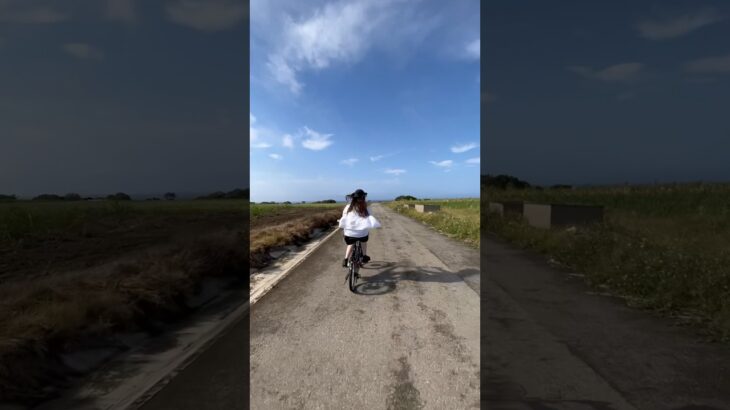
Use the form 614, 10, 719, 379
339, 189, 381, 267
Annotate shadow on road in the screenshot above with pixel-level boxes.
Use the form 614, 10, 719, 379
354, 261, 477, 296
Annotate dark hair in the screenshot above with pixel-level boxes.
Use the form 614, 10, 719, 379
347, 195, 369, 217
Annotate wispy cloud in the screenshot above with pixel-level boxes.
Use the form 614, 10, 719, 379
301, 126, 333, 150
166, 0, 246, 31
637, 8, 724, 40
106, 0, 136, 23
465, 157, 479, 165
371, 152, 399, 161
250, 114, 272, 147
567, 62, 644, 82
0, 2, 68, 24
269, 153, 283, 160
451, 142, 478, 153
385, 168, 406, 176
429, 160, 453, 168
341, 158, 359, 166
62, 43, 104, 60
684, 54, 730, 74
282, 134, 294, 149
465, 38, 479, 60
262, 0, 444, 94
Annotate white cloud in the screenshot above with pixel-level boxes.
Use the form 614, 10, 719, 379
165, 0, 246, 31
106, 0, 136, 23
62, 43, 104, 60
568, 63, 644, 82
266, 53, 303, 94
250, 113, 256, 124
252, 142, 272, 149
465, 38, 479, 59
282, 134, 294, 149
370, 155, 385, 162
301, 126, 333, 150
341, 158, 359, 166
466, 157, 479, 165
451, 142, 478, 153
269, 153, 283, 160
264, 1, 382, 94
259, 0, 457, 95
385, 168, 406, 175
684, 55, 730, 74
637, 8, 724, 40
0, 2, 68, 24
429, 160, 453, 168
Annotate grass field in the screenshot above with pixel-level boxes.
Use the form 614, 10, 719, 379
386, 199, 480, 247
484, 183, 730, 341
0, 199, 246, 245
0, 199, 248, 404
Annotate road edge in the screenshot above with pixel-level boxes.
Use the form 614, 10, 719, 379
125, 226, 342, 409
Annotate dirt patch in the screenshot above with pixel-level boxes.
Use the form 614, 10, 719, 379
250, 209, 340, 269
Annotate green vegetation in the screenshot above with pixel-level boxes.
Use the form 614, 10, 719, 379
485, 182, 730, 341
394, 195, 417, 201
0, 199, 246, 246
386, 199, 479, 247
482, 174, 531, 189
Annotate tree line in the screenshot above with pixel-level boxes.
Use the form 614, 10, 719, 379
0, 188, 250, 202
482, 174, 573, 190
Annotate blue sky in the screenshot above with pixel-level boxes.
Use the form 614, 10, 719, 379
250, 0, 480, 202
0, 0, 246, 198
484, 1, 730, 186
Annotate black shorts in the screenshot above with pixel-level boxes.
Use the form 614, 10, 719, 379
344, 235, 368, 245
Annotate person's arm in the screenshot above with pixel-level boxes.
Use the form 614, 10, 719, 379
367, 208, 381, 228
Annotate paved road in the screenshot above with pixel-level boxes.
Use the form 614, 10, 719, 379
484, 233, 730, 410
250, 203, 480, 409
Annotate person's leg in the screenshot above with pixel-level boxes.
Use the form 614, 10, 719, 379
345, 244, 353, 259
361, 239, 371, 263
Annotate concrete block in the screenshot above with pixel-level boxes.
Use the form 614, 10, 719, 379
415, 204, 440, 213
488, 201, 524, 217
523, 203, 603, 229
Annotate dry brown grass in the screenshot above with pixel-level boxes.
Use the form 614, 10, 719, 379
0, 230, 247, 405
249, 209, 340, 268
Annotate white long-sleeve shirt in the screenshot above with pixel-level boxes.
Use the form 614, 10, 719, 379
338, 204, 381, 237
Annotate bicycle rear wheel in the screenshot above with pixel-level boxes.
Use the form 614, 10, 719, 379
348, 261, 357, 292
348, 243, 360, 292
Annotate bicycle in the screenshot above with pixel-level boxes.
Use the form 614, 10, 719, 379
344, 240, 363, 292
